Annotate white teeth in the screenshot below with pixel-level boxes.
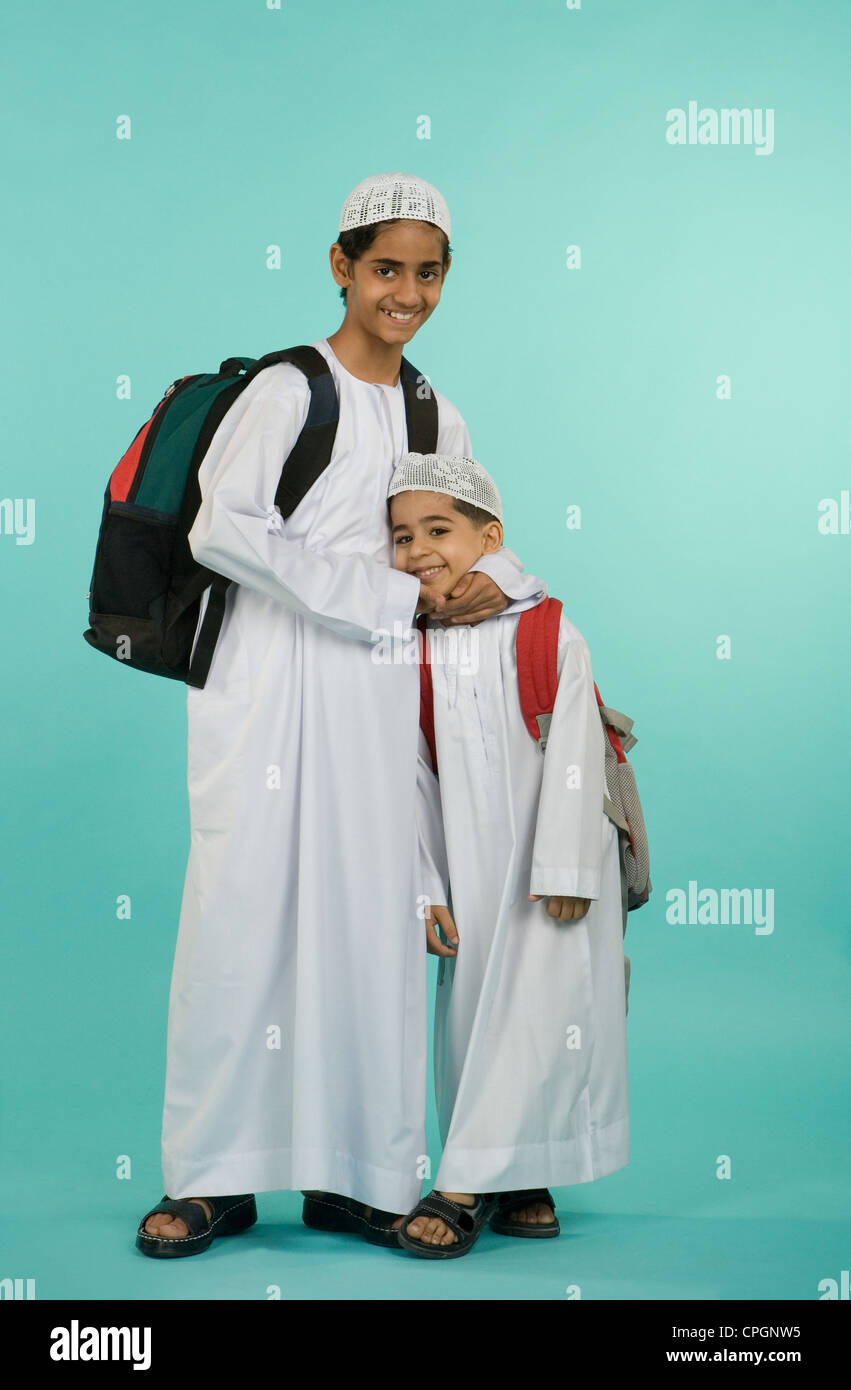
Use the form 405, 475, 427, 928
416, 565, 444, 577
384, 310, 416, 320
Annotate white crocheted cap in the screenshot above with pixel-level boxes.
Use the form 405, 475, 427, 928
338, 172, 451, 240
387, 452, 503, 524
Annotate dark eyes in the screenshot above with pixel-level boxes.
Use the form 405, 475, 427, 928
376, 267, 438, 279
395, 527, 448, 544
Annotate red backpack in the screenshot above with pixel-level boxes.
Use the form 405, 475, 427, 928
417, 597, 651, 918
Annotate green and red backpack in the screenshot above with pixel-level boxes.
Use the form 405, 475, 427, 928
84, 345, 438, 687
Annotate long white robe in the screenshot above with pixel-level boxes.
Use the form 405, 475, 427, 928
161, 337, 546, 1210
417, 607, 629, 1195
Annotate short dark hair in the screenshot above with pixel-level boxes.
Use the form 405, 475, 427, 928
386, 491, 500, 531
335, 219, 452, 301
449, 496, 501, 528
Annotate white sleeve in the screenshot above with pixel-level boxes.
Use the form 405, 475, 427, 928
435, 403, 547, 613
188, 369, 419, 644
529, 619, 607, 899
416, 727, 450, 908
470, 547, 548, 613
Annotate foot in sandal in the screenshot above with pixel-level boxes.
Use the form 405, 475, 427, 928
399, 1190, 496, 1258
136, 1193, 257, 1257
489, 1188, 560, 1237
405, 1191, 476, 1248
501, 1196, 556, 1227
144, 1198, 212, 1239
406, 1191, 555, 1244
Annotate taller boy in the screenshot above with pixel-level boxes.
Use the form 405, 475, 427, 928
137, 173, 546, 1254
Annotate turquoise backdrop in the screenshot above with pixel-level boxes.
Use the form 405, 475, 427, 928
1, 0, 848, 1301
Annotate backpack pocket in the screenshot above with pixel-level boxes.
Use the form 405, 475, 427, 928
84, 502, 183, 677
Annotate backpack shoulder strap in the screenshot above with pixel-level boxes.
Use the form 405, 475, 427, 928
400, 357, 439, 454
249, 346, 341, 519
268, 349, 438, 511
417, 613, 438, 775
595, 684, 631, 763
187, 346, 338, 686
516, 597, 563, 741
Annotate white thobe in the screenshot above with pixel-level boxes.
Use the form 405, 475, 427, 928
161, 337, 546, 1210
417, 607, 629, 1195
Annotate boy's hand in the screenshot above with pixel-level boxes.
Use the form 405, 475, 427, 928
425, 904, 459, 957
528, 893, 591, 922
438, 573, 508, 626
415, 584, 445, 617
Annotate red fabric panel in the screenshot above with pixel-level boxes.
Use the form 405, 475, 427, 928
108, 376, 193, 502
516, 596, 563, 740
594, 682, 627, 764
417, 614, 438, 775
110, 417, 155, 502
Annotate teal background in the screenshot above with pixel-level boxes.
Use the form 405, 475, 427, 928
1, 0, 849, 1301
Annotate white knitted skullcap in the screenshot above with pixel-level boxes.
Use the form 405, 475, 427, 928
339, 172, 451, 240
387, 452, 503, 523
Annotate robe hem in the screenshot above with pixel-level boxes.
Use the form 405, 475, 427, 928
433, 1116, 629, 1193
162, 1143, 426, 1212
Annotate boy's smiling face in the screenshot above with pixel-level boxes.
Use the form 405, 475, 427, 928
331, 220, 449, 346
390, 490, 503, 596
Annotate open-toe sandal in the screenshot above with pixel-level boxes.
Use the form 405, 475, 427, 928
489, 1188, 560, 1237
397, 1190, 495, 1259
135, 1193, 257, 1258
301, 1191, 403, 1248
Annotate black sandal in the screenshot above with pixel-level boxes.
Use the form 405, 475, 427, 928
135, 1193, 257, 1258
397, 1190, 496, 1259
301, 1191, 403, 1248
489, 1188, 560, 1237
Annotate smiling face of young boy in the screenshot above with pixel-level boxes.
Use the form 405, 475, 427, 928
330, 220, 450, 348
390, 490, 503, 597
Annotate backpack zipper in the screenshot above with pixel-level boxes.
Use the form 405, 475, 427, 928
125, 373, 202, 505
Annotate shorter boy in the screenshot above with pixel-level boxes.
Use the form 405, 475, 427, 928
388, 453, 630, 1258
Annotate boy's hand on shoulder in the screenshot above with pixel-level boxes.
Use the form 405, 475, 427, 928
425, 904, 459, 957
440, 572, 508, 626
529, 894, 591, 922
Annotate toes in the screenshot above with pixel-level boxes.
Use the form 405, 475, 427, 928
405, 1211, 460, 1247
145, 1214, 189, 1237
144, 1199, 212, 1238
506, 1203, 555, 1225
421, 1217, 456, 1245
144, 1198, 211, 1237
426, 1220, 449, 1245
